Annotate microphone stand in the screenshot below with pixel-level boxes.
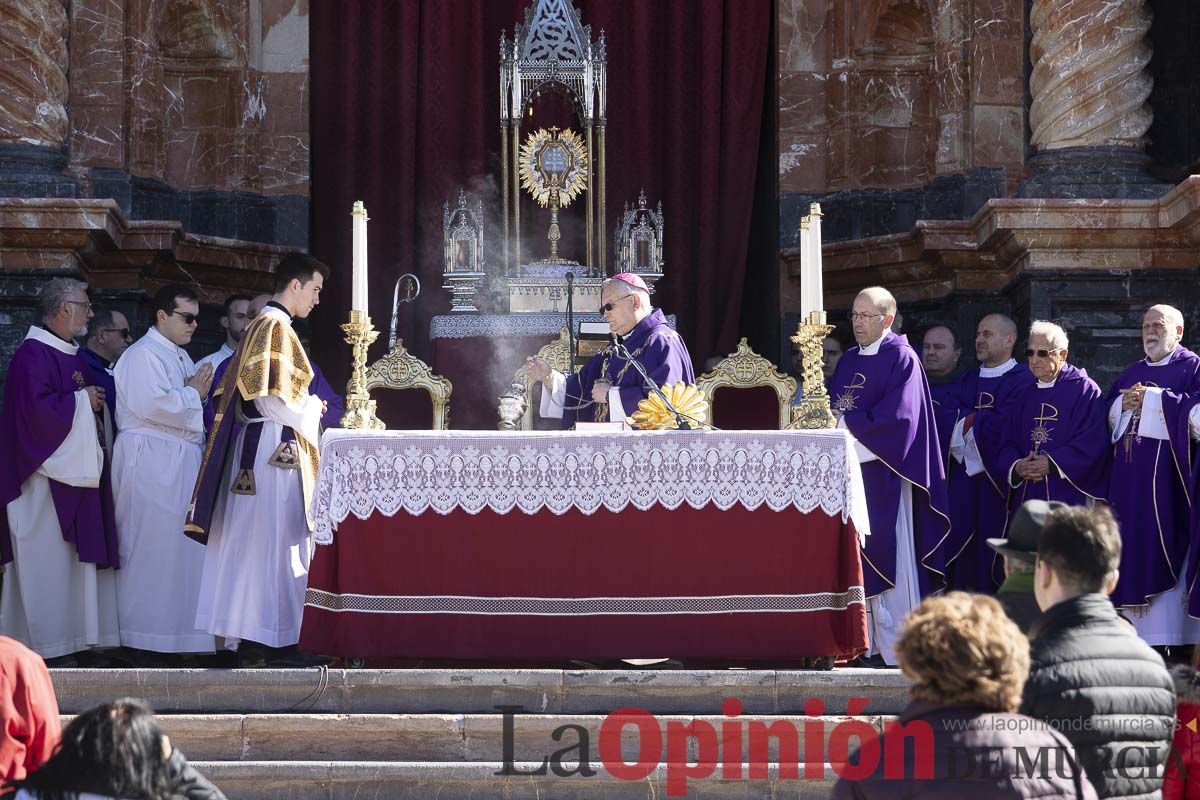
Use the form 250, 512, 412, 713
565, 271, 576, 368
611, 334, 692, 430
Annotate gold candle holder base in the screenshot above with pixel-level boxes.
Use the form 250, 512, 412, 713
341, 309, 385, 430
790, 310, 837, 430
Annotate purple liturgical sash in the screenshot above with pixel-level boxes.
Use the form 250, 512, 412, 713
982, 362, 1109, 510
0, 333, 119, 567
561, 308, 694, 428
1105, 346, 1200, 607
203, 349, 343, 434
829, 331, 955, 598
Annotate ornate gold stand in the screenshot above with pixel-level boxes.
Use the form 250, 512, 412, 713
340, 309, 385, 430
790, 311, 837, 430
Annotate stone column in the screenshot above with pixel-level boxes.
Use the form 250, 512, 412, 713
0, 0, 76, 197
1020, 0, 1165, 198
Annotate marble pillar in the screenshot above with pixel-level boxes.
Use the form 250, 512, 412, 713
1021, 0, 1166, 198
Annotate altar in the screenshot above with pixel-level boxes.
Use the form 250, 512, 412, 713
298, 428, 870, 662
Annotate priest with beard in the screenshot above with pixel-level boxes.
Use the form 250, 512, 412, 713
944, 313, 1030, 593
828, 286, 955, 666
527, 273, 694, 427
1107, 305, 1200, 646
979, 321, 1108, 509
0, 278, 120, 661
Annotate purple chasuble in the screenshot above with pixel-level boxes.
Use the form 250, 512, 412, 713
982, 363, 1108, 511
0, 333, 119, 567
829, 331, 954, 598
561, 308, 695, 428
1106, 347, 1200, 606
944, 363, 1031, 593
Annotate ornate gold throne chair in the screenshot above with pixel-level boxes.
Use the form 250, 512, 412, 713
696, 338, 797, 430
364, 341, 453, 430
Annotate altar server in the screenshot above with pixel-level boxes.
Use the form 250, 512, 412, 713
186, 254, 327, 655
828, 286, 955, 665
527, 273, 694, 426
944, 313, 1029, 593
1106, 305, 1200, 645
195, 294, 252, 372
0, 278, 120, 659
111, 284, 216, 653
979, 321, 1109, 509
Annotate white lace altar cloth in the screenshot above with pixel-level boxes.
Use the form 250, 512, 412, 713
311, 428, 870, 546
429, 313, 677, 339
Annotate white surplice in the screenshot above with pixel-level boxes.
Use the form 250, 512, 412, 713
194, 306, 323, 649
194, 341, 234, 372
111, 327, 216, 653
0, 327, 119, 659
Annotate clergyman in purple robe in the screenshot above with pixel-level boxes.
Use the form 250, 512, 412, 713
829, 286, 955, 666
1106, 305, 1200, 645
943, 313, 1030, 593
527, 273, 694, 428
0, 278, 120, 660
979, 320, 1109, 513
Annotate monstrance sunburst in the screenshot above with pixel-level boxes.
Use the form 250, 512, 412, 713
519, 127, 589, 262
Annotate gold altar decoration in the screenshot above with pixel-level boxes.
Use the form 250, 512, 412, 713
788, 310, 837, 430
696, 337, 797, 430
627, 383, 709, 431
364, 339, 454, 431
340, 309, 385, 431
519, 127, 589, 262
508, 325, 574, 430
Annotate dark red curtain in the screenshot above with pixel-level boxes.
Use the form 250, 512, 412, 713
309, 0, 773, 387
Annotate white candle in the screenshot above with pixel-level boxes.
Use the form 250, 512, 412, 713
809, 202, 824, 317
799, 218, 813, 321
351, 201, 369, 313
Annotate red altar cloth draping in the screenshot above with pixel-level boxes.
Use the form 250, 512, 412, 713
300, 504, 865, 660
298, 428, 869, 661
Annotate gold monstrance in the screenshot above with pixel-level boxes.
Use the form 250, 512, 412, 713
519, 127, 589, 262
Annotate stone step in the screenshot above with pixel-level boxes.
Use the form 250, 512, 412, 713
117, 712, 895, 762
51, 667, 909, 715
190, 760, 841, 800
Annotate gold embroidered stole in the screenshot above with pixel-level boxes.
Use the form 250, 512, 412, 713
235, 314, 320, 527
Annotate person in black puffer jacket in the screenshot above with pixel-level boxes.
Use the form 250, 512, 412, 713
833, 591, 1095, 800
1020, 505, 1176, 800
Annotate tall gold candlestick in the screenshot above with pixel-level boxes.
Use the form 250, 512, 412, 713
790, 310, 836, 430
341, 309, 384, 430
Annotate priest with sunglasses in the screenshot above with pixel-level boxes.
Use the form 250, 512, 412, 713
976, 320, 1109, 511
110, 284, 216, 656
526, 273, 694, 427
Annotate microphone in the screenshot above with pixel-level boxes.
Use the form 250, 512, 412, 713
565, 271, 574, 285
608, 332, 691, 430
564, 271, 576, 368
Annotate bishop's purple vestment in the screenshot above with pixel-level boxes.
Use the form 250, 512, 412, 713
981, 362, 1109, 510
559, 308, 694, 428
829, 331, 956, 598
0, 332, 118, 568
1107, 346, 1200, 608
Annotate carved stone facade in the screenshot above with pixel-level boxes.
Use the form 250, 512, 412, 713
779, 0, 1200, 386
0, 0, 310, 397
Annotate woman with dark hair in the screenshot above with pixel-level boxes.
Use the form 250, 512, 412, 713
5, 698, 225, 800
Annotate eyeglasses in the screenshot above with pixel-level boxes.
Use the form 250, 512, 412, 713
65, 300, 93, 313
1025, 348, 1064, 358
600, 295, 633, 314
170, 310, 199, 326
103, 328, 132, 339
848, 312, 885, 322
